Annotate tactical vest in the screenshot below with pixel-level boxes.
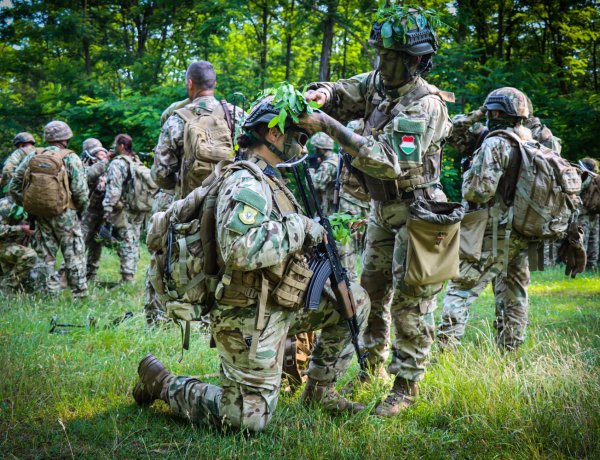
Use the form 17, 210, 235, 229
360, 76, 453, 202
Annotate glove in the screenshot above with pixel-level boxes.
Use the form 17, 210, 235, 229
558, 222, 587, 278
299, 215, 327, 247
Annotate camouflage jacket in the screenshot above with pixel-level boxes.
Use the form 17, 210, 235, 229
102, 154, 133, 213
10, 145, 89, 212
85, 160, 108, 210
312, 151, 338, 215
463, 126, 533, 223
216, 155, 306, 271
308, 72, 452, 185
2, 145, 36, 187
0, 196, 26, 243
153, 96, 243, 192
524, 116, 562, 154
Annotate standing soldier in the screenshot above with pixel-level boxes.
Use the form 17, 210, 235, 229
578, 158, 599, 271
10, 121, 89, 298
0, 196, 36, 293
102, 134, 145, 283
2, 132, 36, 189
153, 60, 241, 199
80, 138, 110, 282
438, 88, 536, 351
311, 132, 339, 216
132, 96, 370, 432
301, 6, 453, 415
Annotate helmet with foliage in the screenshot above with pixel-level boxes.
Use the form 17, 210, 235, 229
82, 138, 106, 157
13, 132, 35, 146
369, 4, 439, 56
311, 132, 335, 150
242, 97, 286, 132
44, 121, 73, 142
483, 87, 529, 119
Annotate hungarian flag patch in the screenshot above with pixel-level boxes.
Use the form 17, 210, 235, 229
400, 135, 416, 155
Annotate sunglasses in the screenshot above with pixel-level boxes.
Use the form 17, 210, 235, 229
287, 128, 309, 146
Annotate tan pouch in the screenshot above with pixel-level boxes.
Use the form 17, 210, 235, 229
459, 208, 489, 261
271, 254, 313, 310
405, 217, 460, 286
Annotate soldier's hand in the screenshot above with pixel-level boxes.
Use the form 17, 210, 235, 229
305, 89, 329, 106
20, 223, 34, 236
298, 111, 327, 135
300, 215, 327, 247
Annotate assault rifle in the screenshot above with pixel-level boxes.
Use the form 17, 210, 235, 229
291, 161, 367, 373
332, 153, 343, 213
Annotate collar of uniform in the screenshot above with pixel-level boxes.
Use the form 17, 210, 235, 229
248, 155, 281, 179
190, 95, 218, 112
387, 77, 422, 102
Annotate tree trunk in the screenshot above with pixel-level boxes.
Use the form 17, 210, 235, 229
260, 3, 268, 89
319, 0, 338, 81
284, 0, 295, 81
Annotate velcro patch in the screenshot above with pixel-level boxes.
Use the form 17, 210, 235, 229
233, 188, 267, 215
394, 117, 427, 134
227, 202, 265, 235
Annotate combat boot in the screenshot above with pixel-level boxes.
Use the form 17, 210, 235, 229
373, 376, 419, 417
132, 354, 174, 406
121, 273, 135, 284
301, 379, 365, 414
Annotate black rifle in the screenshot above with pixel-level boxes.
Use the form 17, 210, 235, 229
291, 162, 367, 373
332, 153, 343, 213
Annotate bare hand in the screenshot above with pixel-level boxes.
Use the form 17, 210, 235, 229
305, 89, 329, 106
349, 219, 367, 231
20, 223, 34, 236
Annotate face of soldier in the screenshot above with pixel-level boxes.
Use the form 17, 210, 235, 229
377, 49, 417, 88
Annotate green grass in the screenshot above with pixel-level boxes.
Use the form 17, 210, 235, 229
1, 248, 599, 459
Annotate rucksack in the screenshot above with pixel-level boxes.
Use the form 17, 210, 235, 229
490, 130, 581, 240
581, 173, 600, 214
175, 101, 234, 197
121, 155, 158, 213
146, 159, 272, 348
23, 148, 73, 217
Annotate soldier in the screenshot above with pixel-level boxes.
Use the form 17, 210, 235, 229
311, 132, 339, 216
438, 88, 534, 351
102, 134, 144, 283
301, 7, 453, 415
578, 158, 599, 271
80, 138, 110, 282
0, 196, 36, 293
2, 132, 36, 189
153, 60, 242, 199
132, 97, 370, 432
10, 121, 89, 298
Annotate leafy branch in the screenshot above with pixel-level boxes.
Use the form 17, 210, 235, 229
374, 2, 445, 48
255, 82, 320, 133
328, 212, 365, 245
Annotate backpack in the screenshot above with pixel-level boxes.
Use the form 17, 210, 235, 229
175, 101, 234, 197
490, 130, 581, 240
581, 174, 600, 214
146, 159, 271, 349
23, 148, 73, 217
121, 155, 158, 213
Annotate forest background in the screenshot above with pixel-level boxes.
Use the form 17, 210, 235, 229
1, 0, 599, 200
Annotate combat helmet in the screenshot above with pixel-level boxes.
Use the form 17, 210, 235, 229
483, 87, 529, 119
311, 132, 335, 151
82, 138, 106, 157
44, 120, 73, 142
243, 96, 292, 132
369, 6, 438, 56
13, 132, 35, 147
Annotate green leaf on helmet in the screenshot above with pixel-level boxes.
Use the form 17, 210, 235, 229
383, 35, 394, 48
308, 101, 321, 108
278, 108, 288, 132
381, 20, 393, 38
416, 14, 427, 30
268, 115, 280, 129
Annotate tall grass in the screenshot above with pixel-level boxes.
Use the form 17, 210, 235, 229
1, 247, 598, 459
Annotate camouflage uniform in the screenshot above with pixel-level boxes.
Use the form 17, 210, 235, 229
10, 146, 89, 295
338, 188, 369, 283
153, 96, 242, 197
309, 72, 452, 382
0, 197, 36, 291
81, 160, 108, 280
2, 145, 36, 188
164, 156, 370, 432
312, 151, 338, 216
439, 126, 533, 350
102, 153, 144, 278
578, 175, 600, 270
144, 189, 175, 322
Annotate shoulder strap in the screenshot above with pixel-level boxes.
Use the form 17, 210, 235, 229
175, 107, 196, 123
220, 99, 233, 133
485, 130, 523, 206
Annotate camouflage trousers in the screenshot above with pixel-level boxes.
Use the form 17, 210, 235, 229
113, 211, 144, 276
360, 195, 445, 382
338, 195, 369, 283
165, 282, 370, 432
438, 231, 530, 350
581, 213, 599, 268
0, 241, 36, 291
32, 209, 87, 294
81, 207, 104, 279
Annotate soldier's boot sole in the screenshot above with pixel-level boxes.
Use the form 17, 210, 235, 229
301, 380, 365, 414
132, 354, 173, 406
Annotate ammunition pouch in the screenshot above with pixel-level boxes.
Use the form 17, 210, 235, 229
459, 208, 489, 262
363, 166, 435, 202
271, 254, 313, 310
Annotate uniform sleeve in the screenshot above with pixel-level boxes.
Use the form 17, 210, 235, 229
65, 154, 89, 212
102, 158, 129, 211
462, 136, 511, 204
85, 161, 107, 187
447, 110, 486, 156
152, 114, 185, 190
8, 153, 34, 205
312, 159, 338, 192
1, 149, 26, 186
216, 171, 306, 271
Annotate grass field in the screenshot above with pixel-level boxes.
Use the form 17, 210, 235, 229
1, 247, 599, 459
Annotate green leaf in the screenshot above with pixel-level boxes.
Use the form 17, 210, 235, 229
268, 115, 279, 128
381, 21, 393, 38
278, 108, 287, 132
